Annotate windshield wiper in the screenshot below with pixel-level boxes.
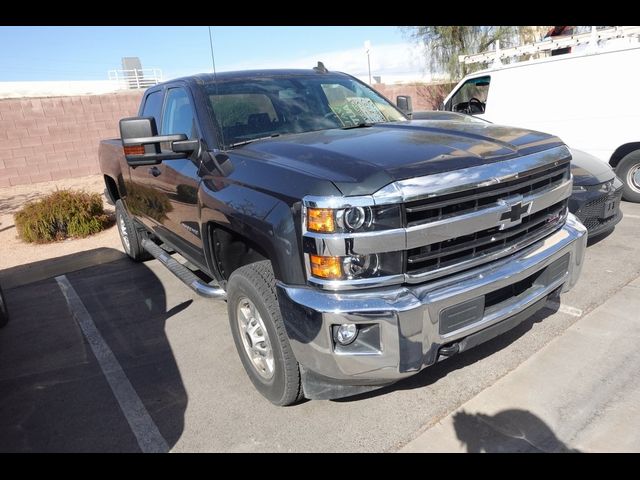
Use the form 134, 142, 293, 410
228, 133, 280, 149
341, 122, 374, 130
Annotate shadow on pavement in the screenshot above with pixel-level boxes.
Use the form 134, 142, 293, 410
452, 408, 580, 452
334, 303, 559, 402
0, 247, 126, 289
0, 248, 188, 452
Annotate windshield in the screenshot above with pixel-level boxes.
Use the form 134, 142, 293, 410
204, 74, 406, 148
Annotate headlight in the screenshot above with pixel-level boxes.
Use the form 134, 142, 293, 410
306, 205, 401, 233
572, 185, 588, 192
309, 252, 402, 280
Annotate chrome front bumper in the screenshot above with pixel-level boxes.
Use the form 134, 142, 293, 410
277, 214, 587, 392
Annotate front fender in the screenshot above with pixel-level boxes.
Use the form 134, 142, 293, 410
199, 178, 306, 285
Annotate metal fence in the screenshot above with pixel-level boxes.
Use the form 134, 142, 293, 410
107, 68, 163, 90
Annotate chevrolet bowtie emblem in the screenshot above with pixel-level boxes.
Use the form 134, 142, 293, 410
498, 199, 532, 229
500, 202, 531, 222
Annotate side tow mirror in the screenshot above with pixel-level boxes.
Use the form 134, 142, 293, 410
120, 116, 191, 166
396, 95, 413, 118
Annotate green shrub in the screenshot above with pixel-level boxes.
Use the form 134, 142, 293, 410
14, 189, 110, 243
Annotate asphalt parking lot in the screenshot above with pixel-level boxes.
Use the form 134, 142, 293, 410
1, 201, 640, 452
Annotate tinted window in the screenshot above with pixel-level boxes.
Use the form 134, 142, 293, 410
205, 74, 405, 148
161, 88, 197, 138
141, 90, 163, 129
210, 93, 278, 128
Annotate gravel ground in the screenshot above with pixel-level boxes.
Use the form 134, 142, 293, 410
0, 175, 123, 271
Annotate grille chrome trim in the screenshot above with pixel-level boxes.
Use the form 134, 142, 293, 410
405, 162, 568, 220
373, 145, 571, 205
405, 178, 572, 248
405, 205, 568, 283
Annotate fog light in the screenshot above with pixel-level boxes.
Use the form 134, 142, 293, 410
335, 323, 358, 345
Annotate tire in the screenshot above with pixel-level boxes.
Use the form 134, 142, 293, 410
115, 200, 151, 262
0, 284, 8, 328
616, 150, 640, 203
227, 261, 303, 406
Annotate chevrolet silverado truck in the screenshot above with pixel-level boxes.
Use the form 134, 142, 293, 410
99, 68, 587, 406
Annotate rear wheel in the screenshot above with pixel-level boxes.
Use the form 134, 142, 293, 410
616, 150, 640, 203
227, 261, 304, 406
115, 200, 151, 262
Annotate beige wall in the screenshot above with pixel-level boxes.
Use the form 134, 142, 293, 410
0, 91, 143, 187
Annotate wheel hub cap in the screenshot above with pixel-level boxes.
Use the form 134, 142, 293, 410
118, 215, 131, 253
631, 165, 640, 190
236, 297, 275, 380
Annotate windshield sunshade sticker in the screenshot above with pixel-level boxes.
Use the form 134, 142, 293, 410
331, 97, 387, 127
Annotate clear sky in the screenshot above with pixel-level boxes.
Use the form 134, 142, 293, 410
0, 26, 429, 83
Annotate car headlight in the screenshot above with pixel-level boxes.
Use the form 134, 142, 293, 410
572, 185, 588, 192
309, 252, 403, 280
306, 205, 402, 233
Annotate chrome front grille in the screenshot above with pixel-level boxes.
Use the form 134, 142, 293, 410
406, 199, 568, 275
402, 159, 571, 283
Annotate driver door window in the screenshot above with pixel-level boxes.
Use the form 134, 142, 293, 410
448, 76, 491, 115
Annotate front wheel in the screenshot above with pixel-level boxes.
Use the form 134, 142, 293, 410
617, 150, 640, 203
227, 261, 303, 406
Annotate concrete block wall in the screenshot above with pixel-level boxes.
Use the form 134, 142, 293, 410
0, 91, 143, 188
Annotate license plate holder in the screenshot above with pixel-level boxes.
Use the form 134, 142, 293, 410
603, 199, 616, 219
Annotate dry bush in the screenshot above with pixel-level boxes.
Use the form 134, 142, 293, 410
14, 189, 110, 243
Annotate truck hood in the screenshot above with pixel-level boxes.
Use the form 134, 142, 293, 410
239, 120, 566, 196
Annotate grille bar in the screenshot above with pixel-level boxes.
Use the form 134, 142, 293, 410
407, 201, 567, 265
406, 162, 569, 226
407, 201, 567, 274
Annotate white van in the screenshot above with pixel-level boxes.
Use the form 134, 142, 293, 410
443, 28, 640, 202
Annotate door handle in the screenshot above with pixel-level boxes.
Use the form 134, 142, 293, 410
148, 166, 162, 177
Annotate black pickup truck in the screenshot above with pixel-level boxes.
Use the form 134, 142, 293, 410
99, 68, 587, 405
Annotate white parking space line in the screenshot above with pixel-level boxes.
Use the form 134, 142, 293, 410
624, 214, 640, 219
55, 275, 169, 453
545, 300, 583, 317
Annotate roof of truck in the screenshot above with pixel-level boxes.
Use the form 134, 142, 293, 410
162, 69, 348, 86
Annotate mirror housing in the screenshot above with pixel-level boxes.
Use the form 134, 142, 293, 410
119, 117, 194, 166
396, 95, 413, 118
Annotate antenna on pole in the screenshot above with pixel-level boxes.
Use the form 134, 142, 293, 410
207, 26, 225, 149
208, 26, 218, 79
